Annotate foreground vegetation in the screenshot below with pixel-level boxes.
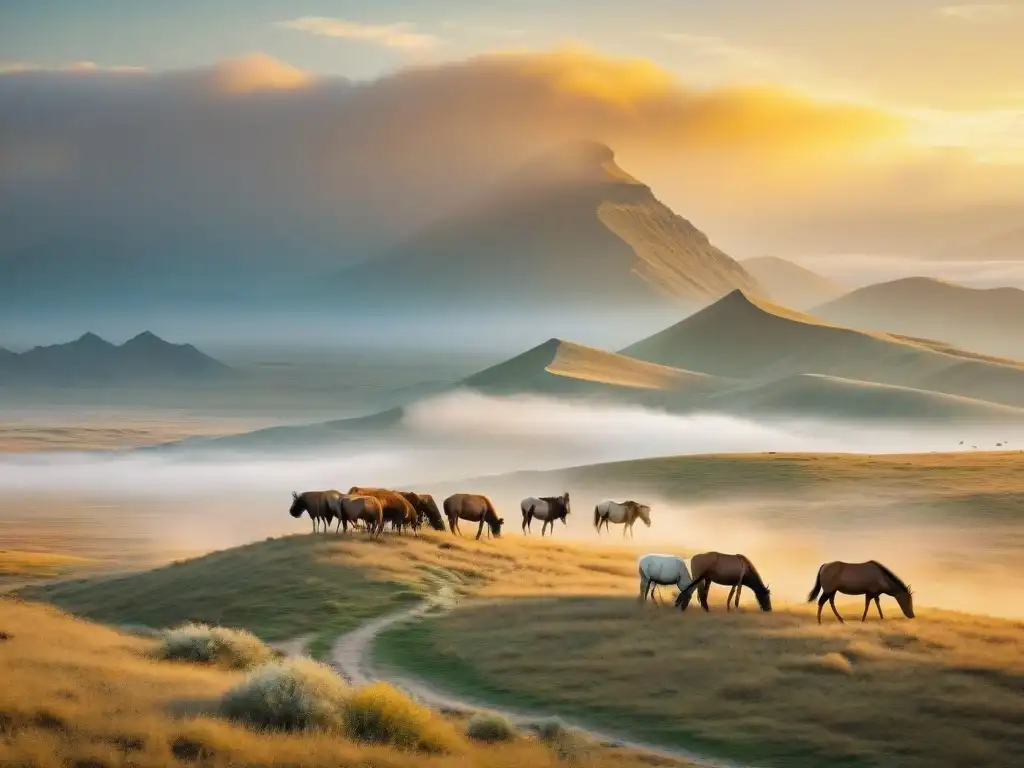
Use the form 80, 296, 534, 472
0, 597, 687, 768
377, 596, 1024, 768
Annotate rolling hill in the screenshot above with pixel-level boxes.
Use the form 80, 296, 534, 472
740, 256, 846, 309
622, 289, 1024, 409
0, 331, 234, 386
331, 142, 761, 313
812, 277, 1024, 359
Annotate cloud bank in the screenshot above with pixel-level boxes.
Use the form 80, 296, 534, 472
0, 47, 1020, 300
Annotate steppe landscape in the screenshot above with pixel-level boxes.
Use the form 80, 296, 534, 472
3, 3, 1024, 767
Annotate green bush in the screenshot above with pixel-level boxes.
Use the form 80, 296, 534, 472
220, 658, 349, 731
343, 682, 462, 753
532, 717, 595, 761
157, 623, 274, 670
466, 711, 518, 743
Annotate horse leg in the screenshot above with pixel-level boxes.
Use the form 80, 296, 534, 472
874, 596, 884, 620
734, 562, 746, 610
861, 595, 872, 622
817, 593, 828, 624
726, 584, 736, 611
828, 593, 845, 624
476, 517, 486, 540
699, 580, 711, 612
639, 574, 648, 602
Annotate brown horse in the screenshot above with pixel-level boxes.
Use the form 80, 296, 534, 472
807, 561, 915, 624
443, 493, 504, 539
289, 490, 342, 533
400, 491, 447, 531
676, 552, 772, 612
336, 494, 385, 536
349, 487, 418, 534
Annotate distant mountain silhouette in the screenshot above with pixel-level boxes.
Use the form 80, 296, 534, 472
0, 331, 233, 387
741, 256, 846, 309
813, 277, 1024, 359
330, 141, 761, 312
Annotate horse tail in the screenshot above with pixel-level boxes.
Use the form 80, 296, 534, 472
807, 565, 824, 603
593, 504, 601, 530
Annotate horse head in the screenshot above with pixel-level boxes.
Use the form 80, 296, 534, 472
674, 589, 693, 612
288, 492, 304, 517
637, 504, 652, 526
562, 492, 571, 517
489, 516, 505, 537
896, 586, 915, 619
756, 585, 773, 612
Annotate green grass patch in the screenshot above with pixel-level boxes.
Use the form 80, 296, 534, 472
19, 535, 420, 643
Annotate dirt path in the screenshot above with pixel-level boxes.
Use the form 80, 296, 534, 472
326, 579, 760, 768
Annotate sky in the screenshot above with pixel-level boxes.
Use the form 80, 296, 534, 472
2, 0, 1023, 148
1, 0, 1022, 278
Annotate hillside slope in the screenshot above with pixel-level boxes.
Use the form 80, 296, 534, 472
623, 289, 1024, 408
332, 142, 760, 311
813, 277, 1024, 359
740, 256, 846, 309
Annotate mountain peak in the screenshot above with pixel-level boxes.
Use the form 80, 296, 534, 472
122, 330, 169, 348
513, 140, 644, 189
74, 332, 115, 347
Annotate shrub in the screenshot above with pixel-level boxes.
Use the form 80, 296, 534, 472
157, 623, 275, 670
343, 682, 461, 753
531, 717, 595, 761
466, 711, 518, 743
220, 658, 349, 732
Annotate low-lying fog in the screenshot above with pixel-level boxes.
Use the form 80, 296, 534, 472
2, 390, 1023, 618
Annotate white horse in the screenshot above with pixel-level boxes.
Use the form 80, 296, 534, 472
520, 493, 571, 536
594, 499, 651, 538
638, 554, 694, 609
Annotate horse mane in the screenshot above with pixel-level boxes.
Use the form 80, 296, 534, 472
870, 560, 910, 593
740, 556, 769, 594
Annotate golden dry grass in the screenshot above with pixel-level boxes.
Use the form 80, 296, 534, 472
379, 596, 1024, 768
546, 340, 717, 392
0, 550, 96, 577
0, 597, 690, 768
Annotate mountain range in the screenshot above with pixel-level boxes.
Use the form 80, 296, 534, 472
167, 288, 1024, 452
812, 277, 1024, 359
0, 332, 233, 387
740, 256, 846, 309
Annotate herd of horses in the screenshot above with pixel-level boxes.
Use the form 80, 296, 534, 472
637, 552, 915, 623
289, 488, 916, 624
289, 489, 652, 540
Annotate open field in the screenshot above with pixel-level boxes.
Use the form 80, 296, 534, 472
19, 530, 1024, 767
0, 598, 683, 768
378, 596, 1024, 768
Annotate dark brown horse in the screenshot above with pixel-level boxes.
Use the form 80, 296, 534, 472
676, 552, 772, 612
289, 490, 342, 533
349, 487, 418, 534
400, 491, 447, 531
443, 493, 504, 539
807, 561, 915, 624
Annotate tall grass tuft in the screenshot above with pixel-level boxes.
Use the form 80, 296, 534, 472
158, 623, 275, 670
532, 717, 596, 761
220, 658, 349, 732
343, 682, 462, 753
466, 711, 518, 743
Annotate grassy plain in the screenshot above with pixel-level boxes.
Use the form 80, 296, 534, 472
0, 597, 683, 768
378, 596, 1024, 768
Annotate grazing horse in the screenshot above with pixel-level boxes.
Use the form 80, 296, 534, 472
638, 554, 694, 609
521, 493, 571, 536
677, 552, 772, 612
443, 493, 504, 539
336, 494, 385, 536
289, 490, 342, 533
594, 500, 651, 538
400, 491, 447, 532
349, 487, 418, 535
807, 561, 915, 624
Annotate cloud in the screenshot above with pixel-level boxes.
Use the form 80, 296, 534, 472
659, 32, 778, 74
0, 46, 1019, 291
278, 16, 440, 50
0, 60, 146, 75
938, 4, 1023, 21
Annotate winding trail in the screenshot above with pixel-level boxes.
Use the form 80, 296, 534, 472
324, 578, 760, 768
